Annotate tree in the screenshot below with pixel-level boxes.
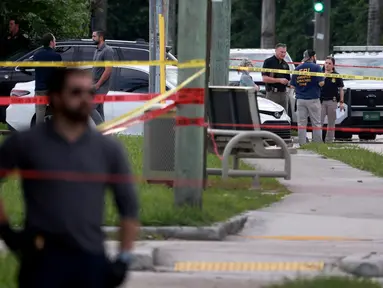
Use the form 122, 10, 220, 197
261, 0, 275, 48
0, 0, 90, 44
367, 0, 381, 45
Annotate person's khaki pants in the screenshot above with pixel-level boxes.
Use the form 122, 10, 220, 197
266, 91, 288, 111
297, 98, 322, 145
321, 100, 337, 143
35, 90, 48, 124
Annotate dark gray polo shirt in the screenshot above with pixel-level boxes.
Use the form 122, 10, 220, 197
92, 43, 115, 94
0, 120, 138, 254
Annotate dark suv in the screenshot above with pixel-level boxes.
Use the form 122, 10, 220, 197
0, 39, 176, 122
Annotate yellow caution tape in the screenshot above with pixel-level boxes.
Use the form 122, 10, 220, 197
231, 66, 383, 81
98, 68, 206, 133
0, 59, 205, 68
174, 261, 325, 272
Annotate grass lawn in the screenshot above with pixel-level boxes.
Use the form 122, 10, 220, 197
2, 135, 289, 228
264, 276, 380, 288
302, 143, 383, 177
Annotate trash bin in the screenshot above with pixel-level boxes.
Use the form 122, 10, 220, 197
143, 105, 176, 186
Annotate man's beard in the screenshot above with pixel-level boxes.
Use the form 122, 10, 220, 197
61, 104, 90, 123
93, 40, 99, 45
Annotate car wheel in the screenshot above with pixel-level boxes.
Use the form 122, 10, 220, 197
358, 133, 376, 141
30, 114, 36, 127
335, 130, 352, 141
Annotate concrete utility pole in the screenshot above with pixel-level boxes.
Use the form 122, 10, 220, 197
91, 0, 108, 31
149, 0, 162, 94
314, 0, 330, 59
174, 0, 207, 208
260, 0, 276, 48
367, 0, 381, 45
210, 0, 231, 86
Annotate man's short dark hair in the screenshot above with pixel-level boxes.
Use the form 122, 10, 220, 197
47, 69, 90, 106
9, 17, 20, 25
94, 30, 106, 40
275, 43, 287, 49
41, 33, 54, 47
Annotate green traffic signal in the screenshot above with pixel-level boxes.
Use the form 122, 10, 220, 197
314, 2, 324, 13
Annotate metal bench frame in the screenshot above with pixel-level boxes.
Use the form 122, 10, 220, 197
206, 86, 292, 180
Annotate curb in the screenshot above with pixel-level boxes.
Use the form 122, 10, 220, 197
104, 241, 156, 271
0, 240, 156, 272
103, 213, 249, 241
338, 252, 383, 277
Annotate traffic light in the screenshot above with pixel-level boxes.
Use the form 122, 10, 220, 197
313, 1, 324, 13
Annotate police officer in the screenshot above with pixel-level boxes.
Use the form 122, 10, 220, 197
290, 50, 324, 146
262, 43, 291, 111
0, 68, 138, 288
1, 17, 30, 59
321, 56, 344, 143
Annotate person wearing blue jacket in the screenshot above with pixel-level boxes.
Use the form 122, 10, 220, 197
290, 50, 324, 146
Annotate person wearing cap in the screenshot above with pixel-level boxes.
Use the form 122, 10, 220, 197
238, 58, 260, 91
290, 49, 324, 146
262, 43, 291, 111
321, 56, 344, 142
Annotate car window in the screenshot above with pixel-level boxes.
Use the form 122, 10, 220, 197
77, 46, 96, 61
230, 52, 295, 71
54, 46, 75, 61
77, 46, 119, 61
117, 68, 149, 91
120, 48, 149, 61
132, 86, 149, 93
334, 57, 383, 78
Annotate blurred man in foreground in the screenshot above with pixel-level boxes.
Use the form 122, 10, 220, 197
0, 68, 139, 288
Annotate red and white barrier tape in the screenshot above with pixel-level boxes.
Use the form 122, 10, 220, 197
230, 58, 383, 69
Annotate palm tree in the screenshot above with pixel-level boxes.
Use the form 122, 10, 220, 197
261, 0, 275, 48
367, 0, 381, 45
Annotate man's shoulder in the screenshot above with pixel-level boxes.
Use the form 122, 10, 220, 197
92, 131, 125, 150
263, 55, 276, 64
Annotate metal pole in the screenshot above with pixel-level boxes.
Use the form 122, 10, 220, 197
174, 0, 207, 208
149, 0, 161, 94
313, 0, 330, 59
210, 0, 231, 86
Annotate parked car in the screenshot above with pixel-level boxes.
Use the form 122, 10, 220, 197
0, 38, 177, 123
6, 65, 291, 140
229, 48, 297, 126
328, 46, 383, 140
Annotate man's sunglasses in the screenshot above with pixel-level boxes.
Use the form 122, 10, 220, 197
68, 87, 96, 98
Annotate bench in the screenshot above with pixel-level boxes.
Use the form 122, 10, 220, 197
206, 86, 293, 180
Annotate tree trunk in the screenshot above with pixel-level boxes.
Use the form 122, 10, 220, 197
91, 0, 108, 32
367, 0, 381, 45
261, 0, 275, 48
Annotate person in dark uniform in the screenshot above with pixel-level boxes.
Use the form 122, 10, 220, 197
261, 43, 291, 111
0, 68, 139, 288
321, 56, 344, 143
1, 17, 30, 59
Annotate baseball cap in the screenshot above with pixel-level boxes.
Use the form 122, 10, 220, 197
302, 49, 316, 62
